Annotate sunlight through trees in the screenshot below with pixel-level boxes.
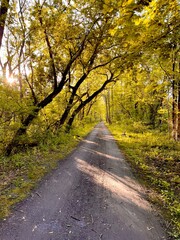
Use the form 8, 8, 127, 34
0, 0, 179, 155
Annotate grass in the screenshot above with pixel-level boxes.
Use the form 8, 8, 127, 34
109, 122, 180, 239
0, 123, 95, 220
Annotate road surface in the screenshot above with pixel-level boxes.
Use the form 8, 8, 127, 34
0, 122, 167, 240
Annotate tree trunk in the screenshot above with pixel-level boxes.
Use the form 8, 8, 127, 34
5, 92, 56, 155
177, 62, 180, 140
104, 90, 112, 124
55, 73, 88, 128
66, 74, 114, 130
78, 108, 85, 121
86, 101, 94, 116
5, 28, 88, 155
0, 0, 10, 48
177, 88, 180, 140
5, 79, 67, 156
104, 94, 110, 124
54, 37, 104, 129
171, 48, 178, 140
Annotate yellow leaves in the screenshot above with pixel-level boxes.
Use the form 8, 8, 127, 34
104, 0, 111, 4
134, 17, 142, 26
127, 0, 134, 5
139, 0, 157, 25
102, 0, 119, 14
122, 42, 129, 48
158, 108, 168, 115
122, 0, 134, 8
109, 28, 117, 36
141, 0, 179, 28
102, 4, 114, 14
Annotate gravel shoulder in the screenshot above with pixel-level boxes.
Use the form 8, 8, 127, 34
0, 122, 167, 240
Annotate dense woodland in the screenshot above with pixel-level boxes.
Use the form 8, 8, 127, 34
0, 0, 180, 237
0, 0, 179, 155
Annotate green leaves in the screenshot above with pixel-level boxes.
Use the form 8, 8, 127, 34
109, 123, 180, 238
0, 0, 179, 154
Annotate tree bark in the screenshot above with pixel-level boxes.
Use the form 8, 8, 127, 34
0, 0, 10, 48
106, 90, 112, 124
177, 61, 180, 140
55, 73, 88, 128
171, 47, 178, 140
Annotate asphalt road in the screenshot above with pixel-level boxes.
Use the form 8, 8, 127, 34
0, 122, 167, 240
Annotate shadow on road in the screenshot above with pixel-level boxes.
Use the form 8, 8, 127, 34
0, 123, 167, 240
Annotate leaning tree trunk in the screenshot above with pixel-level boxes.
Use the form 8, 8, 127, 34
5, 28, 89, 155
55, 73, 88, 129
5, 58, 74, 156
66, 74, 115, 130
5, 89, 60, 155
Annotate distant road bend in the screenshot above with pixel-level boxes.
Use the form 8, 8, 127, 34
0, 122, 167, 240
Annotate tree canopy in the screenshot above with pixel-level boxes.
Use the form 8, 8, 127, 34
0, 0, 179, 154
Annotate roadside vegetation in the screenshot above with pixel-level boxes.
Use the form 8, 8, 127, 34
0, 122, 95, 220
0, 0, 179, 238
109, 122, 180, 239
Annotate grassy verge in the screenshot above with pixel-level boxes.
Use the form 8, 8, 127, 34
0, 123, 95, 220
109, 123, 180, 239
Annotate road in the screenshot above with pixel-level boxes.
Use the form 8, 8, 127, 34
0, 122, 167, 240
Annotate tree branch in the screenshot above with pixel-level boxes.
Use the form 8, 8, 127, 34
38, 6, 58, 90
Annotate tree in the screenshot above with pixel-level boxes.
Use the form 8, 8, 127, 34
4, 0, 121, 154
0, 0, 10, 48
1, 0, 179, 156
66, 71, 116, 129
103, 89, 112, 124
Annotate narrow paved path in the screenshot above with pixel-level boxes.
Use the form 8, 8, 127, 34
0, 123, 167, 240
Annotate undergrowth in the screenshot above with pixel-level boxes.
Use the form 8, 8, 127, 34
109, 122, 180, 240
0, 123, 95, 220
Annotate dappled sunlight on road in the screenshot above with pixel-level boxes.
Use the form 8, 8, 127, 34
97, 135, 115, 141
76, 157, 150, 211
82, 139, 99, 146
81, 147, 120, 161
0, 123, 166, 240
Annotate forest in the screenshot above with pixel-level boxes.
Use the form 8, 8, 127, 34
0, 0, 180, 238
